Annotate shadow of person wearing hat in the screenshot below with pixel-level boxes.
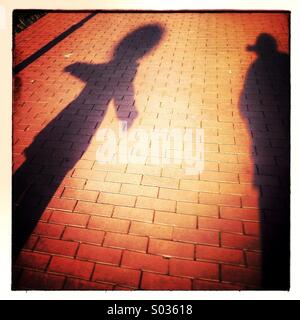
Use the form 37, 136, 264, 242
12, 24, 164, 273
239, 33, 290, 289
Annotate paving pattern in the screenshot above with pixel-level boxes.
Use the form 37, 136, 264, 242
12, 12, 290, 290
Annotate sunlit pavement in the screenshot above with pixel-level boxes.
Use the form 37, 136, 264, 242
12, 12, 290, 290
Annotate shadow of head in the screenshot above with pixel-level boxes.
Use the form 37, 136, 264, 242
247, 33, 278, 58
64, 24, 164, 77
113, 24, 164, 62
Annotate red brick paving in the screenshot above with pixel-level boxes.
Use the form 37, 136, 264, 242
12, 12, 289, 290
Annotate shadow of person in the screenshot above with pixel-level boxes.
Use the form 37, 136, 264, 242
239, 33, 290, 289
12, 24, 164, 264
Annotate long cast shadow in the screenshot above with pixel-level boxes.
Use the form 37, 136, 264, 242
12, 24, 164, 265
239, 33, 290, 289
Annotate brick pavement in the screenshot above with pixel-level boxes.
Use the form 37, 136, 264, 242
12, 12, 290, 290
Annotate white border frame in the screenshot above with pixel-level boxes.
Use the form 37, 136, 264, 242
1, 0, 299, 300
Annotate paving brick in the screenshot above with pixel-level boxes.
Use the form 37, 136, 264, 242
74, 159, 94, 170
241, 195, 259, 208
93, 264, 141, 288
180, 179, 219, 193
106, 172, 142, 184
219, 163, 253, 174
173, 227, 219, 245
104, 232, 148, 252
120, 183, 158, 197
142, 175, 179, 189
62, 226, 105, 244
129, 221, 173, 240
126, 164, 161, 176
23, 235, 39, 250
33, 222, 65, 238
57, 177, 86, 189
98, 192, 136, 206
243, 221, 260, 236
159, 188, 198, 202
62, 188, 99, 202
93, 163, 127, 173
15, 251, 50, 270
198, 216, 243, 233
136, 196, 176, 212
148, 239, 194, 259
221, 233, 261, 250
205, 134, 235, 145
154, 211, 197, 228
77, 243, 122, 265
40, 209, 53, 222
200, 171, 239, 183
177, 201, 219, 217
205, 152, 237, 163
246, 251, 261, 268
192, 279, 244, 290
47, 197, 77, 211
48, 256, 94, 280
88, 216, 130, 233
161, 166, 199, 179
196, 245, 244, 265
113, 206, 154, 223
85, 180, 121, 193
35, 237, 78, 257
220, 183, 257, 196
121, 251, 168, 274
220, 206, 260, 221
73, 168, 106, 180
49, 210, 89, 227
222, 265, 261, 287
219, 144, 249, 154
141, 272, 191, 290
169, 258, 219, 280
18, 270, 65, 290
74, 201, 113, 216
198, 192, 241, 207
